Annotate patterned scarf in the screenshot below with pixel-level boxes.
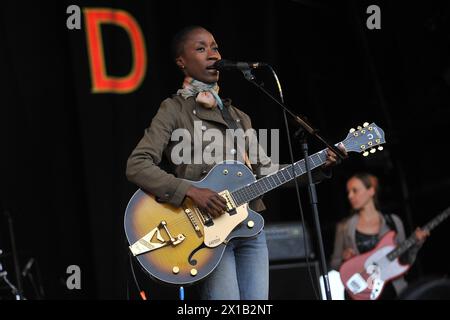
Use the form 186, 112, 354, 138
177, 77, 224, 109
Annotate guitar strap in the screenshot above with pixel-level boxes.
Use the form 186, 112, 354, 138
384, 214, 398, 233
219, 105, 253, 170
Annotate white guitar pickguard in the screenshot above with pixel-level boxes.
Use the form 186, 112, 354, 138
203, 204, 249, 248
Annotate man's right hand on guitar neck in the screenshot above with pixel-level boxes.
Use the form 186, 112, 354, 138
186, 186, 227, 218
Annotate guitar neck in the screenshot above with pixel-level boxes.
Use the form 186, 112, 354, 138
387, 208, 450, 261
230, 147, 330, 206
228, 122, 388, 207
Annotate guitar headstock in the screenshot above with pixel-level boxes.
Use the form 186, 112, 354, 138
341, 122, 386, 156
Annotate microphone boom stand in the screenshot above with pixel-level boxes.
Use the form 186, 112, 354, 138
240, 70, 345, 159
4, 210, 25, 300
240, 68, 346, 300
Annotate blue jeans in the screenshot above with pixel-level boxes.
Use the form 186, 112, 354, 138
199, 230, 269, 300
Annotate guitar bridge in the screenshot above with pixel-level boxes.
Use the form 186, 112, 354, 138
129, 221, 185, 256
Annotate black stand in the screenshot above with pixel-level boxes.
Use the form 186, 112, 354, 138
0, 263, 21, 300
3, 210, 25, 300
240, 67, 346, 300
22, 258, 45, 299
295, 128, 334, 300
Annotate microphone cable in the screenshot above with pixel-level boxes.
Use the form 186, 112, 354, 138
266, 65, 321, 300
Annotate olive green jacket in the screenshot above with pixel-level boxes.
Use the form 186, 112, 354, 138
126, 94, 329, 211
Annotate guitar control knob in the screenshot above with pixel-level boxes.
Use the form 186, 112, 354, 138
190, 269, 198, 276
247, 220, 255, 228
172, 266, 180, 274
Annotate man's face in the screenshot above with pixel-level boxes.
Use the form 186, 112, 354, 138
176, 28, 221, 84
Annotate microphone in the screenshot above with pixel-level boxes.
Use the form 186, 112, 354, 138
207, 59, 268, 71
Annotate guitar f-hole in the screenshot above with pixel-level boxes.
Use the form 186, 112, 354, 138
188, 242, 208, 266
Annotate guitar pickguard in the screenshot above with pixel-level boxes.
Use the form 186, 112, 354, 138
203, 204, 249, 247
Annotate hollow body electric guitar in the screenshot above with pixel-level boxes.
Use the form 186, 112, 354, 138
124, 123, 385, 286
340, 207, 450, 300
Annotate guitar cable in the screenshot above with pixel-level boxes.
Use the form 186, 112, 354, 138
128, 251, 147, 300
179, 286, 184, 300
266, 65, 321, 300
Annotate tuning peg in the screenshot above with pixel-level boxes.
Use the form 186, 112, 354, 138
370, 148, 376, 154
363, 122, 369, 127
377, 146, 384, 151
363, 151, 369, 157
357, 126, 363, 130
349, 128, 355, 133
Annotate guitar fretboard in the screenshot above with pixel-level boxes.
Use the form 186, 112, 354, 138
230, 149, 329, 206
386, 208, 450, 261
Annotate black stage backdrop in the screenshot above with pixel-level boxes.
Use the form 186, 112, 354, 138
1, 0, 449, 299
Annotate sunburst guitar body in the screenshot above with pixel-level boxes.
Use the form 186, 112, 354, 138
124, 161, 263, 286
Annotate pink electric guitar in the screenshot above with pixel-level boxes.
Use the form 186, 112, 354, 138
340, 207, 450, 300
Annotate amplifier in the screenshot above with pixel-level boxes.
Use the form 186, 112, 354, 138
264, 221, 314, 262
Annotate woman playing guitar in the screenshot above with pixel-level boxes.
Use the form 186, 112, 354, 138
330, 173, 429, 299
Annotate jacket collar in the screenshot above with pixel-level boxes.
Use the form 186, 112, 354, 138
189, 96, 234, 128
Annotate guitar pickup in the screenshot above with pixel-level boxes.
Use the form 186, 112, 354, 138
219, 190, 237, 212
203, 217, 214, 227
